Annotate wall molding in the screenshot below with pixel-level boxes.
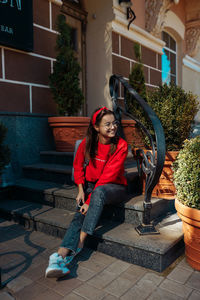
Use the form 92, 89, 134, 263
112, 19, 165, 54
164, 11, 185, 40
183, 55, 200, 73
50, 0, 63, 6
0, 45, 56, 62
0, 78, 50, 89
33, 23, 58, 35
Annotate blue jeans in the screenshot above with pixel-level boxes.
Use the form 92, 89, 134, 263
60, 183, 127, 253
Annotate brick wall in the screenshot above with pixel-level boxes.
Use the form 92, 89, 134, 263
112, 31, 162, 98
0, 0, 61, 114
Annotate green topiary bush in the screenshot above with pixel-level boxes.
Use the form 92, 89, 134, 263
173, 136, 200, 209
146, 83, 199, 151
49, 14, 84, 116
127, 43, 147, 122
0, 122, 10, 175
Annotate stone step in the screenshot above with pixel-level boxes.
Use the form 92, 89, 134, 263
13, 178, 175, 225
23, 163, 73, 185
0, 199, 184, 272
40, 147, 135, 166
22, 162, 139, 193
40, 151, 74, 166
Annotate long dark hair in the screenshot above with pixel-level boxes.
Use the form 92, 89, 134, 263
85, 108, 119, 159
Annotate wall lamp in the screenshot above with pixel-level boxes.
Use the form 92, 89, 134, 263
119, 0, 136, 30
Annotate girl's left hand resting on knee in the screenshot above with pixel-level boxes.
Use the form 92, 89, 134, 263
80, 203, 89, 215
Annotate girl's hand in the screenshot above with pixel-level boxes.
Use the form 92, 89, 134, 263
80, 203, 89, 215
76, 190, 85, 206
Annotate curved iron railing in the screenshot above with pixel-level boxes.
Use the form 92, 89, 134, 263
109, 74, 166, 235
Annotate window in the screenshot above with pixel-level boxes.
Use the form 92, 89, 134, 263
162, 32, 177, 85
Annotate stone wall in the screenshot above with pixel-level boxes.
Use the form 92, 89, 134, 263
0, 112, 55, 179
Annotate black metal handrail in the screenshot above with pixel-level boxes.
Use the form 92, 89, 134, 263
109, 74, 166, 235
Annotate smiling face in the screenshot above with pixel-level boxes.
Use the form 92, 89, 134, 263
95, 113, 118, 141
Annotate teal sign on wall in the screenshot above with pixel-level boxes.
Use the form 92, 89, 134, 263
0, 0, 33, 52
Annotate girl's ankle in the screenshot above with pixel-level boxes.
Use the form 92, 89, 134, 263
78, 242, 84, 249
58, 247, 69, 258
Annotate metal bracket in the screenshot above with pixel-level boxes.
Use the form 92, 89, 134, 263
135, 223, 160, 235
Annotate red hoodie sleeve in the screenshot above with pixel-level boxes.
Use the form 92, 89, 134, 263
73, 139, 86, 185
85, 139, 128, 205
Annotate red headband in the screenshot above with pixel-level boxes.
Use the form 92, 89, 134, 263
92, 107, 108, 126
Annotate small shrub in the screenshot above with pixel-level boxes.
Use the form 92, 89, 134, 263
49, 14, 84, 116
173, 136, 200, 209
0, 122, 10, 175
127, 43, 147, 122
146, 83, 199, 150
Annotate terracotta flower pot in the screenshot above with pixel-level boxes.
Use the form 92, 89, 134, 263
175, 198, 200, 271
133, 149, 179, 199
48, 116, 90, 152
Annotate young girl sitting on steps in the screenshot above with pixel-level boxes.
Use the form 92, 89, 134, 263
45, 107, 128, 278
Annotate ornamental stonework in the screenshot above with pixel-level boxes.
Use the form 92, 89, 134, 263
186, 22, 200, 57
145, 0, 176, 37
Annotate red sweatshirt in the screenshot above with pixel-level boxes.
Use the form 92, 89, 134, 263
73, 137, 128, 205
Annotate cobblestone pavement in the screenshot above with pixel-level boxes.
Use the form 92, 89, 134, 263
0, 218, 200, 300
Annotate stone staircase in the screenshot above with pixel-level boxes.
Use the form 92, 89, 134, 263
0, 149, 184, 272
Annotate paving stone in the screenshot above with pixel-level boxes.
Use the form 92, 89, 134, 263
121, 283, 153, 300
121, 272, 164, 300
7, 275, 33, 293
167, 266, 194, 284
87, 270, 118, 289
136, 272, 164, 288
102, 295, 118, 300
188, 290, 200, 300
23, 262, 47, 281
0, 292, 15, 300
1, 271, 11, 283
104, 276, 134, 297
4, 260, 28, 277
120, 264, 147, 284
185, 271, 200, 291
178, 258, 194, 271
70, 265, 96, 281
159, 278, 193, 298
74, 282, 107, 300
52, 277, 83, 296
89, 252, 117, 266
104, 260, 130, 275
63, 292, 85, 300
13, 282, 48, 300
29, 254, 48, 269
79, 258, 107, 273
147, 288, 183, 300
31, 288, 63, 300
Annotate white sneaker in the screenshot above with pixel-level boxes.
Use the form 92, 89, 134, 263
45, 253, 70, 278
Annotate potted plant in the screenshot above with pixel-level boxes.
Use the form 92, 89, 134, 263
0, 122, 10, 186
131, 83, 199, 199
173, 136, 200, 270
48, 14, 89, 152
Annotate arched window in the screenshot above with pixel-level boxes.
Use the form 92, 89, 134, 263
162, 31, 177, 85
